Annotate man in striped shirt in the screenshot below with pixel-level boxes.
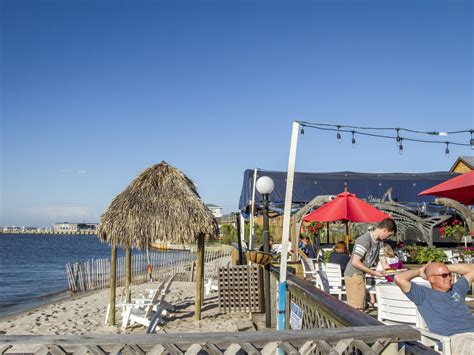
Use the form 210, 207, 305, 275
344, 218, 397, 310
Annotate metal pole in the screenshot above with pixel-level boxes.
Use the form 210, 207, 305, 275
263, 193, 271, 328
240, 213, 246, 248
278, 121, 300, 331
249, 168, 258, 250
236, 212, 243, 265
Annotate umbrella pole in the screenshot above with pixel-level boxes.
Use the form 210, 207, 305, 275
345, 222, 350, 254
125, 247, 131, 303
326, 222, 330, 244
108, 243, 117, 326
195, 233, 205, 320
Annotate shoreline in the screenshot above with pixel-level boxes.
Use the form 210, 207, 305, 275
0, 289, 75, 321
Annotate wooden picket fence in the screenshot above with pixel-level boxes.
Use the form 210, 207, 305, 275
65, 249, 232, 293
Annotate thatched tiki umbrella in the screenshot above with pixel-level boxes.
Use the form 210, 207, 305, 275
97, 161, 218, 325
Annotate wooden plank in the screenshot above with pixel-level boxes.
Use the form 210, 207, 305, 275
0, 325, 420, 346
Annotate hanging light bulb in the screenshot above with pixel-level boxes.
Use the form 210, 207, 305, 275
399, 139, 404, 155
300, 126, 304, 136
351, 131, 356, 148
445, 142, 450, 158
336, 126, 342, 143
396, 128, 401, 147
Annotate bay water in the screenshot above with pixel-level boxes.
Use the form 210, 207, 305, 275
0, 233, 124, 317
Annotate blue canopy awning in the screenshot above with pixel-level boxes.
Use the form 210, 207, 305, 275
238, 169, 458, 215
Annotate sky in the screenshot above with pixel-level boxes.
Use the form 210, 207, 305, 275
1, 0, 472, 227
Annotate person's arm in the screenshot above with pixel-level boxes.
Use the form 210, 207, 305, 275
394, 263, 429, 293
351, 255, 385, 278
446, 263, 474, 285
379, 255, 390, 270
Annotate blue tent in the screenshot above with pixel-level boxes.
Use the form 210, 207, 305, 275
239, 169, 457, 215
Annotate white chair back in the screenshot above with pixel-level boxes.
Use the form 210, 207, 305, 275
314, 263, 346, 300
376, 283, 452, 354
376, 284, 419, 325
300, 258, 319, 279
318, 262, 343, 289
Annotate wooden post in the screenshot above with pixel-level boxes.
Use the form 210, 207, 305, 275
194, 233, 205, 320
108, 244, 117, 326
125, 247, 132, 303
235, 213, 243, 265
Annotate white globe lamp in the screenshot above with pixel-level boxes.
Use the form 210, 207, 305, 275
256, 176, 274, 195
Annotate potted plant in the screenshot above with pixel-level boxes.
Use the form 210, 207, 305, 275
440, 219, 467, 242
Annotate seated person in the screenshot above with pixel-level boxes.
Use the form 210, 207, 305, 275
394, 262, 474, 354
329, 241, 350, 274
300, 237, 316, 258
376, 243, 404, 282
298, 236, 304, 249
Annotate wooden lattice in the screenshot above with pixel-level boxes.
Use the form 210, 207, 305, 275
218, 265, 264, 313
0, 325, 427, 354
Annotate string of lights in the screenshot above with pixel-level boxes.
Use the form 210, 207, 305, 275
297, 121, 473, 157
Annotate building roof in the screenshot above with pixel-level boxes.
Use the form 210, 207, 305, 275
450, 156, 474, 172
206, 203, 222, 208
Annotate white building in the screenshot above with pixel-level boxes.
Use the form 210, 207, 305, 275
53, 222, 78, 233
206, 204, 222, 218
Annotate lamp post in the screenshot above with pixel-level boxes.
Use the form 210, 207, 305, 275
256, 176, 274, 329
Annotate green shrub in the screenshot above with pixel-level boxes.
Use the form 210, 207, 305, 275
407, 246, 447, 264
323, 250, 332, 263
220, 224, 237, 245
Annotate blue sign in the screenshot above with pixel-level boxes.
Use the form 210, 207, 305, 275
289, 302, 303, 329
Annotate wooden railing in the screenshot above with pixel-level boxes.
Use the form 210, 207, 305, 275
269, 266, 436, 354
0, 325, 422, 354
65, 249, 231, 292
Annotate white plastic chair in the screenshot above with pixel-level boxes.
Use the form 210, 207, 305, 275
315, 262, 346, 301
300, 257, 319, 280
121, 276, 176, 331
376, 283, 451, 354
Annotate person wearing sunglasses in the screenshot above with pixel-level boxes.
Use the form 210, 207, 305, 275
395, 262, 474, 354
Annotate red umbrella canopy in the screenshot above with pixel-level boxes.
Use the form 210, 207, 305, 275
419, 170, 474, 206
303, 190, 391, 223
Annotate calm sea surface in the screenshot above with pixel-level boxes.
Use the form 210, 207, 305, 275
0, 233, 123, 317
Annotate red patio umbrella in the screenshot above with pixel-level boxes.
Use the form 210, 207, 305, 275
418, 171, 474, 206
303, 190, 391, 247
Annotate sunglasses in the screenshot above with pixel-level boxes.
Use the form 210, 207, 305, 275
432, 273, 451, 279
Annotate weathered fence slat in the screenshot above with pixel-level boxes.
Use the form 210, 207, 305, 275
65, 249, 231, 293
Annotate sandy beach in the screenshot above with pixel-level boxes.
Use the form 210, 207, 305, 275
0, 280, 255, 337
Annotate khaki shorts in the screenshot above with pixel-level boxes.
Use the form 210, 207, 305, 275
450, 332, 474, 355
344, 274, 366, 309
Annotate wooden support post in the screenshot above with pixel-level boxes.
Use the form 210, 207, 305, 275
108, 244, 117, 326
194, 233, 205, 320
125, 247, 132, 303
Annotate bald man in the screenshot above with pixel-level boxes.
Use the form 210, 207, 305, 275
395, 262, 474, 354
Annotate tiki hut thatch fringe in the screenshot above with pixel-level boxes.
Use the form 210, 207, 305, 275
97, 161, 218, 325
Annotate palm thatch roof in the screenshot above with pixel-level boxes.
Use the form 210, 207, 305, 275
97, 161, 218, 248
